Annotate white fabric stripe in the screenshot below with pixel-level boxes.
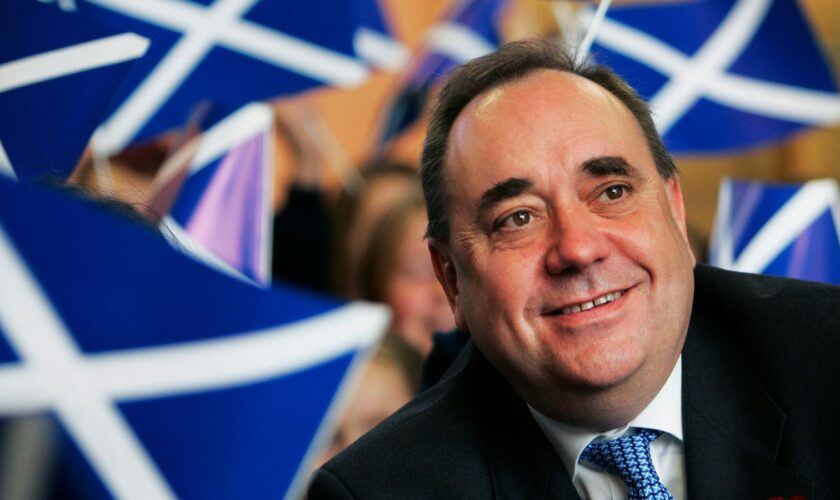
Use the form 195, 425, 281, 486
354, 28, 409, 71
650, 0, 773, 133
708, 178, 734, 268
88, 0, 367, 153
259, 110, 275, 284
575, 0, 612, 65
161, 215, 257, 285
0, 225, 175, 500
732, 179, 839, 273
0, 302, 388, 411
0, 365, 42, 413
91, 302, 387, 400
189, 103, 273, 172
0, 33, 148, 94
217, 20, 368, 86
591, 7, 840, 126
426, 22, 495, 63
0, 140, 15, 181
706, 73, 840, 125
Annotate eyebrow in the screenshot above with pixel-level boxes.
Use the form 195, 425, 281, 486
478, 177, 533, 213
581, 156, 640, 178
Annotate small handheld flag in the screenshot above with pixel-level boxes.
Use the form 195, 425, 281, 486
709, 177, 840, 284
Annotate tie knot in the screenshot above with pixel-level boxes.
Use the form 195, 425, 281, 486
579, 428, 673, 500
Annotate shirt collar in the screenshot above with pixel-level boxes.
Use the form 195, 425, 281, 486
528, 356, 683, 481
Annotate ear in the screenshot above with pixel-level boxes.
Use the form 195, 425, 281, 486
664, 175, 696, 265
428, 239, 468, 331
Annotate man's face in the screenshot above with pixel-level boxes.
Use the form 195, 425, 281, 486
430, 70, 695, 425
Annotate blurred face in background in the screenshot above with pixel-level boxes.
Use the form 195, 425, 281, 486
347, 174, 421, 280
318, 351, 417, 465
384, 208, 455, 354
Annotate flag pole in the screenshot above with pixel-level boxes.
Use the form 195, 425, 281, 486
575, 0, 613, 65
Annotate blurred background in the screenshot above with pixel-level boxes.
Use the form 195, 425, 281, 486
2, 0, 839, 498
67, 0, 840, 242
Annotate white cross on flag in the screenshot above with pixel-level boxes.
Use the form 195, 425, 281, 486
0, 177, 389, 499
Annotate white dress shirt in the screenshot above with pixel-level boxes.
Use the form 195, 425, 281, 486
529, 357, 686, 500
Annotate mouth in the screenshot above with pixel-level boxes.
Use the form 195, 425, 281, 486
546, 289, 626, 316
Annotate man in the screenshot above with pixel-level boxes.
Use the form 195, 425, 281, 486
310, 39, 840, 499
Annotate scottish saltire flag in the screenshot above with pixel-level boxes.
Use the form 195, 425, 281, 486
583, 0, 840, 153
709, 178, 840, 284
157, 103, 275, 286
379, 0, 508, 144
32, 0, 395, 155
0, 177, 389, 499
0, 0, 147, 182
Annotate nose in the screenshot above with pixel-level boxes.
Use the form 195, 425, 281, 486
544, 208, 611, 275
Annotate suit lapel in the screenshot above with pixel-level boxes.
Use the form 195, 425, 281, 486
682, 295, 813, 499
462, 344, 581, 499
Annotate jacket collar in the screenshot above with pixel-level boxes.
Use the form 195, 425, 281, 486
459, 343, 581, 499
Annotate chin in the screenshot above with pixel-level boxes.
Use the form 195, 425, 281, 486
556, 350, 646, 392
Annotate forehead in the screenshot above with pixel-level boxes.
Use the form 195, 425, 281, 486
444, 69, 650, 191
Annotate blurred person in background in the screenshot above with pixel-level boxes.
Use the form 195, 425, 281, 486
331, 161, 423, 298
357, 197, 455, 356
316, 334, 422, 466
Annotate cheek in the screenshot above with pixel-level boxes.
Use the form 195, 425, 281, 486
386, 277, 426, 324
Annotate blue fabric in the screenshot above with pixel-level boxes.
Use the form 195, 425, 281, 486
0, 1, 140, 182
580, 428, 673, 500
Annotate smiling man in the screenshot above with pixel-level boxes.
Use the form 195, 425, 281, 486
309, 39, 840, 499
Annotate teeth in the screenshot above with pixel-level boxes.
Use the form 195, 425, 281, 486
559, 290, 623, 315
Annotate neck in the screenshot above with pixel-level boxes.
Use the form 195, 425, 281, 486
512, 356, 678, 432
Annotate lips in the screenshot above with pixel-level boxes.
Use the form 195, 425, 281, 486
547, 290, 625, 316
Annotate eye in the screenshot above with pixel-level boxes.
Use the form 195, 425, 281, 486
498, 210, 532, 229
601, 184, 628, 201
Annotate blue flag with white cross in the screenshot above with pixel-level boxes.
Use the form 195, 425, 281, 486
0, 177, 388, 499
709, 177, 840, 284
586, 0, 840, 153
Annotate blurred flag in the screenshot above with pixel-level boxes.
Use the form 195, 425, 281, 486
0, 177, 389, 499
709, 177, 840, 284
353, 0, 409, 71
0, 0, 147, 183
27, 0, 396, 155
153, 103, 275, 286
378, 0, 508, 144
584, 0, 840, 153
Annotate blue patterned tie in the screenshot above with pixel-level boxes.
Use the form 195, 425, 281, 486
579, 428, 673, 500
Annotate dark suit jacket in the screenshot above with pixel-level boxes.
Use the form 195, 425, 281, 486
310, 265, 840, 499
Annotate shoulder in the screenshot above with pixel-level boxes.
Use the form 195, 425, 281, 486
694, 263, 840, 303
690, 264, 840, 408
693, 264, 840, 337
